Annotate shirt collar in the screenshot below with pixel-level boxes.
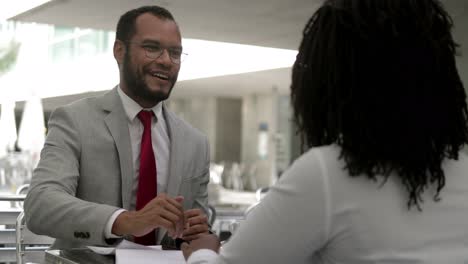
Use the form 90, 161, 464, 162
117, 85, 163, 122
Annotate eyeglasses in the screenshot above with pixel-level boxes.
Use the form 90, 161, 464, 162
126, 41, 188, 64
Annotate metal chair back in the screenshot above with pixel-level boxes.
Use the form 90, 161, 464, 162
16, 211, 55, 264
0, 194, 25, 263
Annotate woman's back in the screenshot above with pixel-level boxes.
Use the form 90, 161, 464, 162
316, 145, 468, 263
213, 145, 468, 264
183, 0, 468, 262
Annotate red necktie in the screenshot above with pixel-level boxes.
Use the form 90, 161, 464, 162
134, 110, 157, 245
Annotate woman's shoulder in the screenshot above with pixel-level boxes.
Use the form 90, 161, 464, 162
280, 145, 342, 185
294, 144, 342, 170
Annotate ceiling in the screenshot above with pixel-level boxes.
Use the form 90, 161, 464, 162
10, 0, 319, 105
9, 0, 468, 106
13, 0, 465, 49
15, 0, 320, 50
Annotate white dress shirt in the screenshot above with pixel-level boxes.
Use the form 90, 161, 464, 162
188, 145, 468, 263
104, 86, 171, 238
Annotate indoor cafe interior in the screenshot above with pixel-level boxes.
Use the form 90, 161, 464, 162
0, 0, 467, 263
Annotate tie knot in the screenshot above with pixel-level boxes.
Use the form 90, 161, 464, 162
137, 110, 154, 126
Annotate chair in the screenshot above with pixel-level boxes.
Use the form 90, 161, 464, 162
14, 185, 29, 209
255, 187, 269, 202
194, 200, 217, 227
0, 183, 54, 264
206, 205, 217, 227
15, 211, 54, 264
0, 194, 25, 263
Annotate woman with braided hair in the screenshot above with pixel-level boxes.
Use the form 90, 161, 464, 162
182, 0, 468, 263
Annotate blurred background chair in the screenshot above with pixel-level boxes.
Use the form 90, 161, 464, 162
255, 187, 269, 202
0, 194, 25, 263
195, 200, 217, 227
206, 204, 217, 227
15, 211, 54, 264
0, 184, 54, 264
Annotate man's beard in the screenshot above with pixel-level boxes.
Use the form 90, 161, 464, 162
122, 51, 174, 104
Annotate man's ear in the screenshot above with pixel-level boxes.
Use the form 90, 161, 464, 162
113, 40, 125, 66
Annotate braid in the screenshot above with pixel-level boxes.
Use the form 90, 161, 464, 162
291, 0, 468, 210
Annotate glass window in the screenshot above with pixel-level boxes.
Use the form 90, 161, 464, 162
77, 31, 99, 58
50, 39, 74, 62
53, 26, 74, 39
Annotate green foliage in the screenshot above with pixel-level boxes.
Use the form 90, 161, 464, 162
0, 41, 21, 75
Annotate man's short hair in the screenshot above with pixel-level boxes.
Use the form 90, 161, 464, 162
116, 5, 175, 42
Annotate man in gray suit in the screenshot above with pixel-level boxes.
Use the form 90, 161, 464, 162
24, 6, 210, 248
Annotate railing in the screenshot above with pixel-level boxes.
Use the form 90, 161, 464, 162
0, 194, 26, 263
0, 188, 53, 264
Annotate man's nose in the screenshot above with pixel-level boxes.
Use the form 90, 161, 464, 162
155, 49, 172, 65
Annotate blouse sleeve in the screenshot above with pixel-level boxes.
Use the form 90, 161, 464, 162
189, 149, 330, 264
187, 249, 219, 264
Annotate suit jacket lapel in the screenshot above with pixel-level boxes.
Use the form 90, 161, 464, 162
100, 87, 134, 210
156, 104, 185, 242
164, 104, 185, 199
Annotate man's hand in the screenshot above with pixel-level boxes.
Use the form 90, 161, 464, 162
181, 234, 220, 260
111, 193, 184, 237
181, 208, 210, 241
171, 196, 185, 238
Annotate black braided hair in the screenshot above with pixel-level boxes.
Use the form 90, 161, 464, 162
291, 0, 468, 210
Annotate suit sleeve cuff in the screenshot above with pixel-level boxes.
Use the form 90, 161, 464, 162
105, 209, 126, 238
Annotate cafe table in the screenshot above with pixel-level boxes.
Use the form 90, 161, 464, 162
45, 248, 114, 264
45, 243, 186, 264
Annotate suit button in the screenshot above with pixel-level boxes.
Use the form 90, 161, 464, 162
74, 231, 90, 239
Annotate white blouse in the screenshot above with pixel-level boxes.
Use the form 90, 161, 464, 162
189, 145, 468, 263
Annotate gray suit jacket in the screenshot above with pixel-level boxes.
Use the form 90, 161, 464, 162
24, 88, 210, 248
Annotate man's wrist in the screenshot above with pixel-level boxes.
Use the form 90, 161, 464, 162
105, 209, 126, 238
112, 211, 134, 236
